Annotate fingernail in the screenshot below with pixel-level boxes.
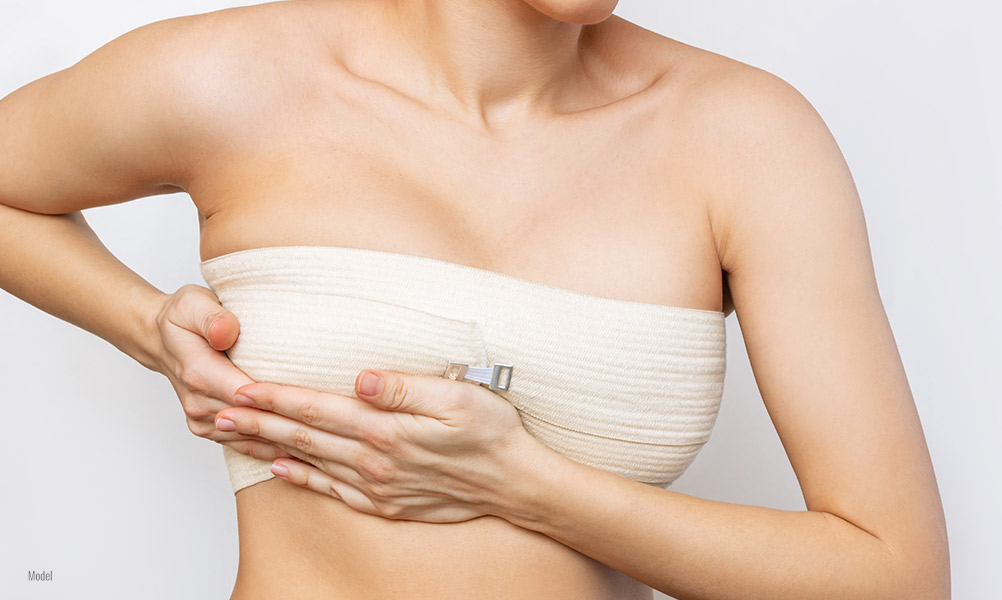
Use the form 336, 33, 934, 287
271, 463, 289, 478
359, 371, 382, 396
234, 394, 254, 406
215, 417, 236, 431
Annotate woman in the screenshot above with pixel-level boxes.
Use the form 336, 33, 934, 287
0, 0, 949, 598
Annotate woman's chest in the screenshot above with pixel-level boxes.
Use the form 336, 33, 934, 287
188, 69, 724, 315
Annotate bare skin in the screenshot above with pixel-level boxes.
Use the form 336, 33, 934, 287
188, 3, 724, 598
0, 0, 948, 598
194, 5, 728, 318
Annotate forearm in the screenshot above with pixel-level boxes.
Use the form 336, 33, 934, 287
0, 202, 167, 371
499, 437, 927, 600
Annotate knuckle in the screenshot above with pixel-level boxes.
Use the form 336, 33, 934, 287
236, 442, 268, 460
362, 421, 397, 454
179, 395, 196, 413
327, 481, 341, 499
200, 310, 224, 334
225, 441, 249, 457
366, 480, 391, 502
178, 363, 208, 393
239, 443, 259, 459
180, 397, 213, 421
297, 400, 322, 426
300, 452, 324, 470
252, 444, 279, 461
172, 286, 201, 315
372, 499, 403, 519
357, 452, 396, 485
293, 428, 314, 453
449, 384, 473, 407
244, 418, 261, 437
312, 456, 332, 473
389, 383, 411, 412
186, 418, 212, 438
190, 407, 215, 421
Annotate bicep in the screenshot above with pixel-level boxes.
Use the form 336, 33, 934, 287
706, 70, 947, 563
0, 17, 206, 214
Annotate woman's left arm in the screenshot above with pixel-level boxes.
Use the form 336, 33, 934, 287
215, 70, 950, 599
532, 69, 949, 598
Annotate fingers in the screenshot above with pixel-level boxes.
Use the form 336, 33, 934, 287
267, 440, 371, 489
231, 382, 371, 440
271, 458, 378, 515
161, 285, 254, 408
158, 286, 273, 448
184, 407, 258, 442
199, 428, 263, 444
354, 369, 459, 417
221, 440, 295, 461
215, 407, 363, 470
221, 422, 378, 511
174, 368, 255, 438
187, 348, 256, 413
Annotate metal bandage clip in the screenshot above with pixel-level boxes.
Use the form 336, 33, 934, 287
442, 362, 514, 391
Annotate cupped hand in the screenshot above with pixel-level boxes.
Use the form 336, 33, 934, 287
152, 284, 292, 460
215, 369, 537, 523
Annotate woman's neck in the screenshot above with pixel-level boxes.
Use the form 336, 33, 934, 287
379, 0, 606, 128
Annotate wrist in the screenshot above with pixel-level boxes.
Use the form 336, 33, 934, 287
122, 285, 169, 372
490, 429, 647, 545
488, 429, 572, 530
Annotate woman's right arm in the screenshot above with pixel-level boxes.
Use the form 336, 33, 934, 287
0, 18, 195, 368
0, 16, 279, 452
0, 204, 169, 371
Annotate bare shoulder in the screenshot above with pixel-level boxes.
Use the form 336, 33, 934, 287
600, 18, 849, 274
672, 47, 836, 167
650, 40, 851, 273
603, 17, 838, 191
103, 2, 328, 133
0, 1, 337, 212
80, 1, 338, 187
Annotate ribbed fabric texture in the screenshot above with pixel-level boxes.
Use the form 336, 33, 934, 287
200, 245, 727, 492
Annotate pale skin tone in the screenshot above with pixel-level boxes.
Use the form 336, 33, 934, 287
0, 0, 950, 599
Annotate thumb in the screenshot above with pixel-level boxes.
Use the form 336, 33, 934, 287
205, 311, 240, 351
172, 286, 240, 351
355, 369, 444, 416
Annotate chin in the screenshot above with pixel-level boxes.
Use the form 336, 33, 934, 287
525, 0, 620, 24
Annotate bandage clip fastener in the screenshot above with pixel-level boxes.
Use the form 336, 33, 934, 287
442, 362, 513, 391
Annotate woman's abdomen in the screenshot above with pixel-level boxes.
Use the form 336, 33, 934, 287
231, 480, 652, 600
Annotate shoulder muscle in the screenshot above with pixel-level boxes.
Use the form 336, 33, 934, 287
0, 5, 299, 214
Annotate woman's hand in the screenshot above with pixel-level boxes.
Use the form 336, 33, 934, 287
214, 370, 539, 523
151, 284, 293, 460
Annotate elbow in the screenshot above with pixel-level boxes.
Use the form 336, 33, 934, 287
912, 550, 951, 600
897, 559, 950, 600
886, 528, 951, 600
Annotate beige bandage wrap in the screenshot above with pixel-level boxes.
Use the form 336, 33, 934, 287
200, 245, 727, 493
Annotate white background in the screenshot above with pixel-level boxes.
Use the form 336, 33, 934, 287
1, 1, 998, 598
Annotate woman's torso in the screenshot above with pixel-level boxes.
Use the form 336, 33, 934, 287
178, 1, 734, 597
